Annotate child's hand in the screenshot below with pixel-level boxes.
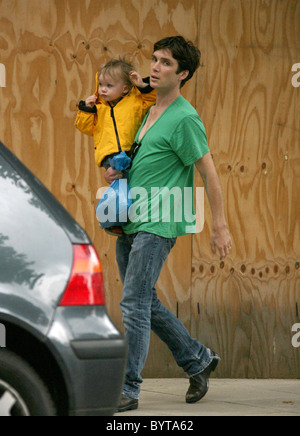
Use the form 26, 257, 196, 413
129, 71, 147, 88
85, 95, 98, 108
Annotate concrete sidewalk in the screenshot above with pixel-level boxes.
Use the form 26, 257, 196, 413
114, 378, 300, 416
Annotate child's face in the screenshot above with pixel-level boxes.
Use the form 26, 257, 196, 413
98, 73, 129, 103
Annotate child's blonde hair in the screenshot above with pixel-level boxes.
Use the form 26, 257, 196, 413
98, 58, 134, 91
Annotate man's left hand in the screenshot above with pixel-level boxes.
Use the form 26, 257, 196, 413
210, 225, 232, 260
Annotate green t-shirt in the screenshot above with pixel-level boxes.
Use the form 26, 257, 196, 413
123, 95, 209, 238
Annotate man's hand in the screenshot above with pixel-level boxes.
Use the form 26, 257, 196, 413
85, 94, 98, 108
104, 167, 123, 184
210, 225, 232, 260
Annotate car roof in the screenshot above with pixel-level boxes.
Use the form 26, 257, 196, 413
0, 142, 90, 245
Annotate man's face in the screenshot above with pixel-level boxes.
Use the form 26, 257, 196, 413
150, 49, 187, 91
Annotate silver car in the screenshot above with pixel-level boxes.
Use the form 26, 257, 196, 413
0, 142, 127, 416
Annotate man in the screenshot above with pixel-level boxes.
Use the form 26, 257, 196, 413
105, 36, 232, 412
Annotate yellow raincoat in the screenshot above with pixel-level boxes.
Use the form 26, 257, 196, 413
75, 73, 156, 167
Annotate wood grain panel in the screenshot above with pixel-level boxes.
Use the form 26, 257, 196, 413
0, 0, 198, 378
191, 255, 300, 377
193, 0, 300, 377
0, 0, 299, 378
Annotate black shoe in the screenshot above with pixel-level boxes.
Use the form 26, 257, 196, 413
186, 352, 220, 404
116, 395, 139, 412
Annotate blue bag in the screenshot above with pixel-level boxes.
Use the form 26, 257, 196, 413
108, 151, 131, 171
95, 152, 132, 229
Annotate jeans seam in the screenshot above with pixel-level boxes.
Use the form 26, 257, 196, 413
153, 307, 206, 364
120, 232, 181, 397
123, 234, 161, 398
151, 305, 211, 375
153, 309, 195, 351
140, 236, 159, 295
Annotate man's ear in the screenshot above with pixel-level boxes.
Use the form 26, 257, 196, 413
179, 70, 189, 83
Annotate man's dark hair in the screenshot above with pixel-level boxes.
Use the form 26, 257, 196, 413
153, 36, 201, 88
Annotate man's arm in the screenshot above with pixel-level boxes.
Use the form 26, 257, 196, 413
195, 153, 232, 260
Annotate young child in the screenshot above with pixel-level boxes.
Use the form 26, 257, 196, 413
75, 58, 156, 171
75, 58, 156, 235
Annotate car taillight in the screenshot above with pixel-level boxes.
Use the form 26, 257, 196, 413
59, 244, 105, 306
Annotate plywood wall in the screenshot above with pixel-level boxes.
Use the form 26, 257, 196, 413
0, 0, 299, 378
192, 0, 300, 378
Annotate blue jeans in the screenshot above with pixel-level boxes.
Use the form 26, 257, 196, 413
116, 231, 215, 399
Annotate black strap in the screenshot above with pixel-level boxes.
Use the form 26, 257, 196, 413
126, 141, 142, 161
109, 104, 122, 153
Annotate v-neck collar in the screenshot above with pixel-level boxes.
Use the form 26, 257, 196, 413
137, 95, 182, 143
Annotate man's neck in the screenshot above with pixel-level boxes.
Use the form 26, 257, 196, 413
155, 88, 181, 110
